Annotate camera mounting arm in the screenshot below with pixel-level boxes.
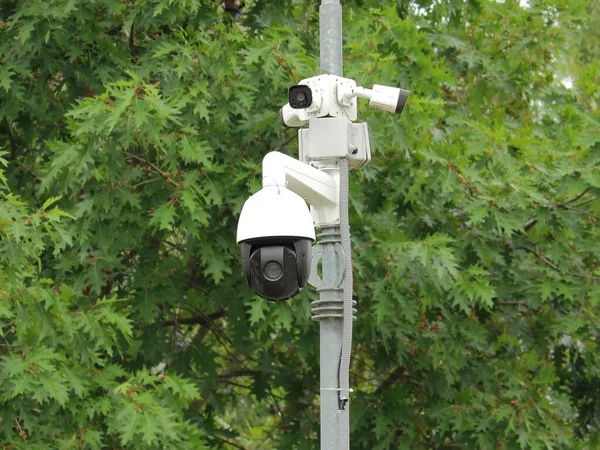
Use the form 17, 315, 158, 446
262, 151, 340, 227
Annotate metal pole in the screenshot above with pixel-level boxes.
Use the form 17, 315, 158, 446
312, 227, 345, 450
319, 0, 343, 76
314, 2, 347, 449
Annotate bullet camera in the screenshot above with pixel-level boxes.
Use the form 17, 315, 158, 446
289, 85, 313, 109
340, 84, 410, 115
279, 75, 356, 127
236, 185, 315, 301
367, 85, 410, 114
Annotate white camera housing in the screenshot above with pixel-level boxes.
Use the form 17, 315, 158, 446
236, 152, 341, 301
279, 75, 410, 128
237, 185, 315, 301
282, 75, 358, 125
236, 186, 316, 244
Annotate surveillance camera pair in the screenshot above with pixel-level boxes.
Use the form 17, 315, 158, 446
280, 74, 410, 128
237, 74, 409, 302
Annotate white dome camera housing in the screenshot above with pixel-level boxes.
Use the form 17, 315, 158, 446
236, 185, 316, 301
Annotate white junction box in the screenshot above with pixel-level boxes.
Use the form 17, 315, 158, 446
299, 118, 371, 170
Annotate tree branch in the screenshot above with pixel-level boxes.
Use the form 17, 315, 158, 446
129, 23, 135, 54
121, 150, 180, 187
216, 368, 259, 379
523, 219, 537, 232
572, 196, 597, 208
516, 236, 600, 283
517, 246, 560, 272
3, 116, 18, 159
566, 187, 590, 204
271, 135, 296, 153
131, 176, 162, 189
496, 300, 528, 307
209, 433, 247, 450
241, 133, 296, 159
522, 188, 593, 232
162, 308, 226, 327
376, 366, 410, 394
567, 272, 600, 283
557, 203, 599, 219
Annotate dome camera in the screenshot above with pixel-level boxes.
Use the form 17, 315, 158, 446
237, 185, 315, 301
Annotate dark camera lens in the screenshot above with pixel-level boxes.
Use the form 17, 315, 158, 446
288, 85, 313, 109
264, 261, 283, 281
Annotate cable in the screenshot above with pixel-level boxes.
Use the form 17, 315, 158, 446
337, 157, 353, 450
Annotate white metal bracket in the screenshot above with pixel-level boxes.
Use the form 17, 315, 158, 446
262, 151, 340, 228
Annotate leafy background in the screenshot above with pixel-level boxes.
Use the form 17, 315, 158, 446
0, 0, 599, 448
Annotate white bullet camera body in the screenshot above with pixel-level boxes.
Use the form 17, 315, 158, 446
362, 84, 410, 114
236, 185, 315, 302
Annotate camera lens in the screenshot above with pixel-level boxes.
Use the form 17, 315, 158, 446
264, 261, 283, 281
288, 85, 313, 109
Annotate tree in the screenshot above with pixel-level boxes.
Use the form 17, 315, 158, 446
0, 0, 598, 448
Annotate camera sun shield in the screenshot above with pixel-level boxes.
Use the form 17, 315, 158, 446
288, 85, 313, 109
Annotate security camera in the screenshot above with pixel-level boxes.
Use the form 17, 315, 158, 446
283, 75, 357, 121
340, 83, 410, 115
280, 76, 409, 129
237, 185, 315, 301
289, 85, 313, 109
369, 84, 410, 114
236, 151, 339, 300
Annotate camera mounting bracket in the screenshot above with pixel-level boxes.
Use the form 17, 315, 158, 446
308, 241, 345, 290
298, 118, 371, 170
262, 151, 340, 227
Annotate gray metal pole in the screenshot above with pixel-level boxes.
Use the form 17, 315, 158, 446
312, 228, 345, 450
314, 2, 346, 449
319, 0, 342, 76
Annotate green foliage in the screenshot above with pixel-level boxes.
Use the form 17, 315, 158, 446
0, 0, 599, 448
